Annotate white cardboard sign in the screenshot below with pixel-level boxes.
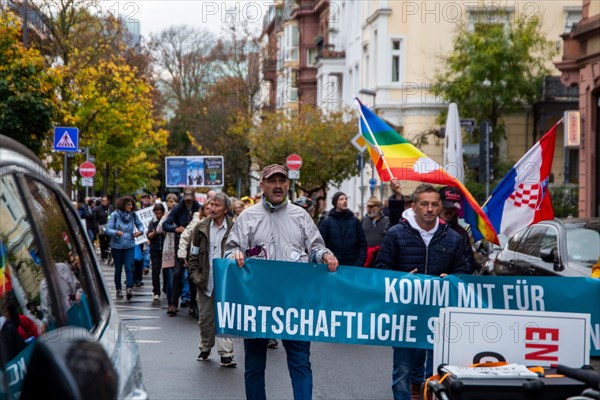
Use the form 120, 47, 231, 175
434, 307, 590, 368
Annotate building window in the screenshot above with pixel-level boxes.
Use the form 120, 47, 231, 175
363, 44, 369, 89
391, 39, 402, 83
277, 36, 284, 70
564, 7, 582, 33
467, 6, 514, 31
285, 24, 299, 61
307, 48, 317, 66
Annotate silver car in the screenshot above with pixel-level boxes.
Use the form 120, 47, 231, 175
492, 218, 600, 277
0, 135, 147, 399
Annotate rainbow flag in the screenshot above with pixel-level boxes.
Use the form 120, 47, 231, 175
356, 98, 499, 244
0, 240, 12, 296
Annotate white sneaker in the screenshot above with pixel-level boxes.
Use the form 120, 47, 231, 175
153, 294, 160, 302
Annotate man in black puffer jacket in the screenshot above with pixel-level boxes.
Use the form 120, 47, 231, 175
319, 191, 367, 267
374, 183, 468, 400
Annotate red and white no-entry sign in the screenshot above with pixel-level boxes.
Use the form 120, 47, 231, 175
286, 154, 303, 170
79, 161, 96, 178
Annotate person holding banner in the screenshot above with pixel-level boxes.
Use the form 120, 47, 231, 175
225, 164, 339, 400
375, 183, 468, 400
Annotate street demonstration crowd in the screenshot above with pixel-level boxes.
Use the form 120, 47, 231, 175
76, 163, 588, 400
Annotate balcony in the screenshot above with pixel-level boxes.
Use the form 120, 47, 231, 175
539, 76, 578, 101
317, 44, 345, 60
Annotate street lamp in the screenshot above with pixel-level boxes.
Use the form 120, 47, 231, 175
359, 89, 377, 110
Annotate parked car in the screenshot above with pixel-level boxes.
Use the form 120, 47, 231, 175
491, 218, 600, 277
0, 135, 147, 399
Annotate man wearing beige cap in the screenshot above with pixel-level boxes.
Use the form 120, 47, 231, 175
225, 163, 338, 400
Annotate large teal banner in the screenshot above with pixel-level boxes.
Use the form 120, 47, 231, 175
213, 259, 600, 356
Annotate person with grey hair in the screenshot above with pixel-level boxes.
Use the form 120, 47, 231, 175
187, 192, 237, 367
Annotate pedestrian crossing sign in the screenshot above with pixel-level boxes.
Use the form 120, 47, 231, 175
53, 127, 79, 152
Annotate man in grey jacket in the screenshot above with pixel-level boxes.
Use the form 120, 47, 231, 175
225, 164, 338, 400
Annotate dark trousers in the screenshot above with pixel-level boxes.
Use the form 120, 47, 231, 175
133, 258, 143, 284
392, 348, 433, 400
244, 338, 312, 400
99, 234, 110, 260
188, 274, 197, 309
151, 252, 162, 296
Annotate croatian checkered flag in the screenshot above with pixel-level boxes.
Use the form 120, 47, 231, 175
483, 122, 559, 238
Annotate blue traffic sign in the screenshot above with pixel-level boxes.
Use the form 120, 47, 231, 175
53, 127, 79, 152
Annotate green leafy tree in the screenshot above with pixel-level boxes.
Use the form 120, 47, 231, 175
433, 15, 555, 150
249, 108, 357, 197
0, 11, 57, 155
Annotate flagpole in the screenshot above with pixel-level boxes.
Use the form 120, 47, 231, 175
355, 98, 396, 181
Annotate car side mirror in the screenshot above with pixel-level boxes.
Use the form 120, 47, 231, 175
20, 327, 117, 400
540, 247, 557, 263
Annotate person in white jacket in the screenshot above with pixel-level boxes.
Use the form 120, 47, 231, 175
225, 164, 338, 400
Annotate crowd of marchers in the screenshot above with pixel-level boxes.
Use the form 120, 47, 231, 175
78, 163, 480, 400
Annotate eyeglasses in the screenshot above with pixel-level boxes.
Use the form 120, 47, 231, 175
366, 204, 378, 208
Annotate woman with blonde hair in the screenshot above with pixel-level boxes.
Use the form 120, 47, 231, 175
231, 200, 245, 221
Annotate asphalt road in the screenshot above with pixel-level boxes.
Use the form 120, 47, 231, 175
102, 265, 393, 400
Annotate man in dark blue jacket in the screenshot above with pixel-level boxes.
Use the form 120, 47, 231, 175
163, 187, 200, 311
375, 183, 468, 400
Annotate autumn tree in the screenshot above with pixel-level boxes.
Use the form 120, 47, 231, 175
0, 11, 57, 155
249, 107, 357, 197
433, 15, 555, 149
72, 58, 168, 195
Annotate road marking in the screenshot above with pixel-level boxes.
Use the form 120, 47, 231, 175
135, 326, 162, 331
117, 305, 162, 311
120, 315, 160, 320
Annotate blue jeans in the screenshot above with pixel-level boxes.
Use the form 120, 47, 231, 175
87, 228, 95, 244
181, 267, 190, 302
112, 247, 134, 290
244, 338, 312, 400
164, 268, 175, 306
143, 245, 150, 270
392, 348, 432, 400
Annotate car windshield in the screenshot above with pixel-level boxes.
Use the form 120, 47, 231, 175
566, 227, 600, 265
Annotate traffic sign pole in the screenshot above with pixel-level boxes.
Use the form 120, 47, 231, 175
63, 153, 67, 192
85, 147, 89, 198
286, 154, 303, 201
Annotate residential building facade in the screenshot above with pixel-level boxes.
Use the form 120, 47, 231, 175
261, 0, 586, 215
556, 0, 600, 217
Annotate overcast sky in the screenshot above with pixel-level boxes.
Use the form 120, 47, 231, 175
102, 1, 269, 39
